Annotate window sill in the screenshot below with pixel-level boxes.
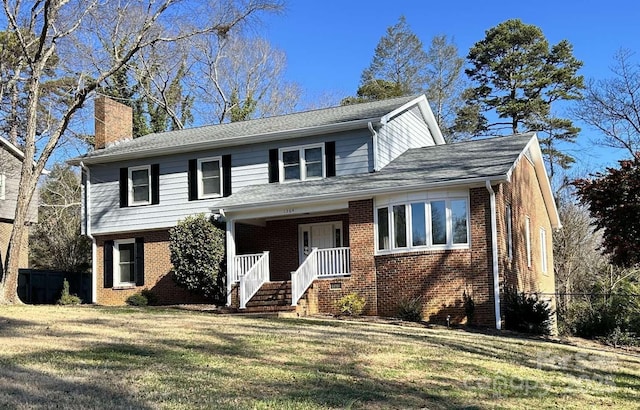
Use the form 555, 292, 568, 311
112, 284, 136, 290
375, 245, 470, 257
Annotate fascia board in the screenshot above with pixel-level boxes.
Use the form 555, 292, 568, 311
69, 117, 382, 165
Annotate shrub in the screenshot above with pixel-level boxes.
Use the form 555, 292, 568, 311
169, 214, 226, 303
504, 289, 552, 335
336, 293, 366, 316
57, 279, 82, 305
140, 289, 158, 306
396, 297, 423, 322
126, 293, 148, 306
463, 290, 475, 325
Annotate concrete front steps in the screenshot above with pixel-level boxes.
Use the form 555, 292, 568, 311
243, 280, 296, 313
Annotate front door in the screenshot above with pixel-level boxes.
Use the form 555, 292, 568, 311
299, 222, 343, 264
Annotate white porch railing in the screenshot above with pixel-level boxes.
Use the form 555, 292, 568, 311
238, 251, 270, 309
291, 247, 350, 306
233, 253, 264, 284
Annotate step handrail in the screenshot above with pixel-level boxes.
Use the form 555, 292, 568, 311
239, 251, 270, 309
291, 248, 318, 306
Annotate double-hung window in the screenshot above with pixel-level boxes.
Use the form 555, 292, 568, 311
279, 144, 324, 182
377, 195, 470, 252
129, 165, 151, 205
115, 239, 136, 286
0, 173, 5, 200
198, 157, 222, 198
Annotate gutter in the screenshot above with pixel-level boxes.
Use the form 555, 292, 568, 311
80, 161, 97, 304
486, 180, 502, 330
224, 175, 508, 214
69, 117, 383, 165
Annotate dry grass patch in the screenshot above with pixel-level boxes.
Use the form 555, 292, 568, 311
0, 305, 638, 409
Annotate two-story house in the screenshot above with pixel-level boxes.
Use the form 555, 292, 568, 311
70, 95, 558, 329
0, 136, 39, 269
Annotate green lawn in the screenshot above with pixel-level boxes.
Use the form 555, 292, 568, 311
0, 306, 637, 409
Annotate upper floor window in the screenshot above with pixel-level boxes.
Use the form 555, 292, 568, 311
0, 173, 5, 200
279, 144, 325, 182
377, 196, 469, 253
119, 164, 159, 207
198, 157, 222, 198
129, 165, 150, 205
540, 227, 548, 274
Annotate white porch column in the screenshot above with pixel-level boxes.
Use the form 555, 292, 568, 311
226, 218, 236, 307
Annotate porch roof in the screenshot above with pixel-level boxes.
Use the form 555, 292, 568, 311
219, 133, 536, 212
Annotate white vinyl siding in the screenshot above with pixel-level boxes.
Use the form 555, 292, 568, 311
87, 130, 373, 235
376, 105, 435, 170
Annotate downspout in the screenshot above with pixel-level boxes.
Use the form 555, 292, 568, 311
368, 121, 379, 172
486, 180, 502, 330
80, 162, 97, 304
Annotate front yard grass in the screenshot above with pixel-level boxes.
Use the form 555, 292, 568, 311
0, 305, 638, 409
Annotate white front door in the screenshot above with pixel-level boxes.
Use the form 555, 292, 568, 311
299, 221, 343, 264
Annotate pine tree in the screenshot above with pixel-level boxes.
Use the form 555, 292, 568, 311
455, 19, 584, 174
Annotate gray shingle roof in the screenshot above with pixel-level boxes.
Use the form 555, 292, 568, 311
218, 133, 535, 211
74, 95, 420, 163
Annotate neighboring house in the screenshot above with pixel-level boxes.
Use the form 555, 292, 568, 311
70, 95, 559, 329
0, 136, 39, 269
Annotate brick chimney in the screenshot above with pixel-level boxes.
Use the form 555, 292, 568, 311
94, 95, 133, 149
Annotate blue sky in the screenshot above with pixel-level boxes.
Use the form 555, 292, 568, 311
261, 0, 640, 171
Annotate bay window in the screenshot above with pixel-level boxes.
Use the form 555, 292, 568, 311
376, 195, 470, 252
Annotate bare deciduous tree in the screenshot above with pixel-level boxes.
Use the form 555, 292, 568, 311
193, 34, 300, 123
573, 49, 640, 158
0, 0, 282, 303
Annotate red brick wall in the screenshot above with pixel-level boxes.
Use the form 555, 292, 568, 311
261, 214, 349, 281
498, 155, 557, 322
374, 188, 495, 327
95, 229, 209, 305
308, 200, 378, 315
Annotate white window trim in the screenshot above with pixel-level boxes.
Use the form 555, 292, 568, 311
278, 143, 325, 183
128, 165, 151, 206
506, 205, 513, 260
197, 156, 222, 199
114, 239, 136, 287
525, 216, 532, 268
540, 227, 548, 274
0, 173, 5, 200
374, 192, 471, 255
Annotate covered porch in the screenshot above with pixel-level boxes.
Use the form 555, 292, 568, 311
224, 205, 352, 310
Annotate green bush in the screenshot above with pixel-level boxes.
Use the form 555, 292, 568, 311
57, 279, 82, 305
336, 293, 366, 316
169, 214, 226, 303
126, 293, 148, 306
504, 289, 552, 335
396, 297, 423, 322
140, 289, 158, 306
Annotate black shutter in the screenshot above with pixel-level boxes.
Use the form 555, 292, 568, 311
188, 159, 198, 201
222, 154, 232, 197
268, 148, 279, 183
151, 164, 160, 205
104, 240, 114, 288
119, 168, 128, 208
135, 237, 145, 286
325, 141, 336, 177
